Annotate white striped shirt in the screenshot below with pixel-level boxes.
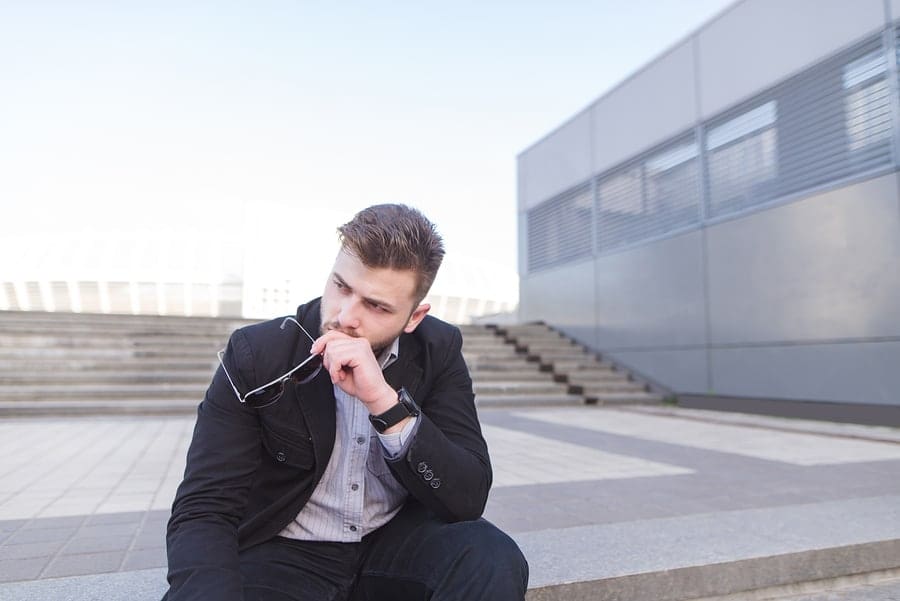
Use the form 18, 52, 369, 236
278, 338, 418, 542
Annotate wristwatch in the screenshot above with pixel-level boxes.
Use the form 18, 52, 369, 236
369, 387, 420, 433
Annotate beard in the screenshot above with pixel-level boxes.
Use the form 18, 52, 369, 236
319, 311, 400, 359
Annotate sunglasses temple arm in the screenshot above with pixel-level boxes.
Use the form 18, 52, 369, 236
218, 352, 247, 404
280, 316, 317, 344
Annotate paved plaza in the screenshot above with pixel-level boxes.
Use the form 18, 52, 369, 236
1, 405, 899, 599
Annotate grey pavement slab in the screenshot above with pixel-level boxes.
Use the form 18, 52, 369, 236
516, 495, 900, 590
0, 407, 898, 599
0, 567, 167, 600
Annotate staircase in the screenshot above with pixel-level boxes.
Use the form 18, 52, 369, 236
495, 323, 663, 405
0, 312, 663, 415
0, 310, 253, 414
459, 325, 582, 407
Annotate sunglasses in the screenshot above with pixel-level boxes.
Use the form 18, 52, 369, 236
217, 317, 324, 409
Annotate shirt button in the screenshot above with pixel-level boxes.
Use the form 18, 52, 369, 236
349, 525, 357, 532
275, 451, 286, 463
430, 479, 441, 489
356, 436, 365, 445
417, 462, 428, 473
351, 483, 359, 491
423, 470, 434, 481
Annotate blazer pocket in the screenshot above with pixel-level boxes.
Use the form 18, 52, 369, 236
261, 427, 315, 470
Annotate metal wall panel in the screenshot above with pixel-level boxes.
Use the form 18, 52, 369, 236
519, 110, 593, 211
711, 341, 900, 405
608, 349, 709, 394
591, 39, 698, 175
520, 260, 597, 348
706, 174, 900, 344
697, 0, 884, 119
594, 230, 707, 348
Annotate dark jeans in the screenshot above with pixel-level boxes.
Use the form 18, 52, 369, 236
239, 503, 529, 601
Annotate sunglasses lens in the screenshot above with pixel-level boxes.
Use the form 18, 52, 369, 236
245, 382, 286, 408
292, 354, 324, 385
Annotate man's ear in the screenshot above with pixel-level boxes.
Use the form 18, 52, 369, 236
403, 303, 431, 333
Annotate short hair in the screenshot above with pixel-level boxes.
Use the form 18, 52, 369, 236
337, 204, 445, 303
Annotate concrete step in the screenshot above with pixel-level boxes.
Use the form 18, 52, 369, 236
462, 347, 521, 358
547, 358, 611, 372
0, 322, 237, 336
587, 391, 663, 404
473, 382, 570, 395
516, 495, 900, 601
0, 309, 254, 327
571, 380, 646, 393
475, 393, 584, 407
0, 370, 215, 384
0, 358, 216, 371
469, 369, 553, 381
566, 370, 626, 383
0, 334, 225, 350
0, 384, 208, 401
0, 399, 198, 416
1, 496, 898, 600
463, 355, 532, 367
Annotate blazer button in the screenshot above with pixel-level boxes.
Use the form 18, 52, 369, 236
430, 479, 441, 489
275, 451, 287, 463
423, 470, 434, 481
417, 462, 428, 473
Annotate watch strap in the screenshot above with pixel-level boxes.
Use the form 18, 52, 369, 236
369, 387, 419, 433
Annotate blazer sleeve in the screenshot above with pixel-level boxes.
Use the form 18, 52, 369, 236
165, 328, 262, 601
386, 326, 492, 522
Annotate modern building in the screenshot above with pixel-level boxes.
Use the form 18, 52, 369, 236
517, 0, 900, 422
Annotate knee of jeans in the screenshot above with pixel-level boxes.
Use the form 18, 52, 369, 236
451, 520, 528, 573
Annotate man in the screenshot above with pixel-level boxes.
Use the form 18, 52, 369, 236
165, 204, 528, 600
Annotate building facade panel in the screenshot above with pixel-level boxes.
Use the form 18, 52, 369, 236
594, 231, 708, 349
711, 341, 900, 405
608, 349, 709, 394
590, 39, 699, 175
696, 0, 884, 119
706, 174, 900, 344
520, 260, 597, 348
519, 110, 593, 211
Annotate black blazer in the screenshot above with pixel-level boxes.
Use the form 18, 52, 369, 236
165, 298, 492, 601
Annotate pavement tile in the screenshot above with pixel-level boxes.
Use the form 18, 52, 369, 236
0, 557, 47, 583
132, 530, 166, 550
41, 550, 125, 579
76, 522, 140, 538
0, 541, 64, 560
0, 519, 26, 534
82, 511, 144, 526
19, 516, 85, 529
61, 535, 133, 555
7, 527, 77, 545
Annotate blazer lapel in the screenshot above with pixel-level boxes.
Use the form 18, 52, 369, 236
294, 298, 336, 476
383, 332, 424, 401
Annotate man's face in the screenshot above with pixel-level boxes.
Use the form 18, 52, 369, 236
319, 250, 430, 354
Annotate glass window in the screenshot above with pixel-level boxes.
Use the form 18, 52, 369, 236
706, 101, 778, 218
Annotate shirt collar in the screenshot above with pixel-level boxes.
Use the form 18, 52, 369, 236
377, 337, 400, 371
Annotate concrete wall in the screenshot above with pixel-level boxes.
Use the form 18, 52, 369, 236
517, 0, 900, 406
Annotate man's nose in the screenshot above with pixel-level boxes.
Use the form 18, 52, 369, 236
337, 299, 362, 330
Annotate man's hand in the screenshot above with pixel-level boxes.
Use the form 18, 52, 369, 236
310, 330, 397, 415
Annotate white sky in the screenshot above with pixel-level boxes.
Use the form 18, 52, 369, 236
0, 0, 736, 283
